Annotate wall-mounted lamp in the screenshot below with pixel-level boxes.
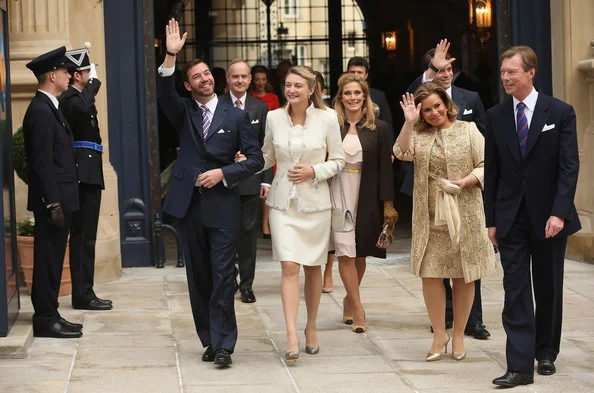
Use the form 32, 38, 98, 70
382, 30, 398, 51
469, 0, 492, 50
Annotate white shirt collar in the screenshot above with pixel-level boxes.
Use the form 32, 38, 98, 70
229, 92, 247, 109
72, 86, 82, 93
445, 86, 452, 98
283, 102, 315, 127
196, 95, 218, 115
38, 89, 59, 109
513, 87, 538, 112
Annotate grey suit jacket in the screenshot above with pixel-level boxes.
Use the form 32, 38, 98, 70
219, 92, 274, 195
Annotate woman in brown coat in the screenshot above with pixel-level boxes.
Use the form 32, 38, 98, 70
394, 82, 496, 361
331, 73, 397, 333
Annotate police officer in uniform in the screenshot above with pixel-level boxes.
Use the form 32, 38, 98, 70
24, 46, 82, 338
60, 46, 112, 310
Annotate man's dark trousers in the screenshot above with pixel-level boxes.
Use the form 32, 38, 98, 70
32, 210, 72, 326
181, 189, 239, 352
238, 194, 259, 291
497, 200, 566, 373
69, 183, 102, 302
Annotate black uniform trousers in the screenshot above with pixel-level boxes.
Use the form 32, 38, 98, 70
444, 279, 483, 325
497, 201, 566, 373
181, 189, 240, 353
69, 183, 102, 303
31, 210, 72, 326
237, 194, 260, 291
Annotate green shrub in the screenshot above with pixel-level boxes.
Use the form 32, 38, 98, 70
13, 126, 28, 185
16, 217, 34, 236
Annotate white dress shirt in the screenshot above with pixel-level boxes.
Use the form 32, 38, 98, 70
229, 92, 247, 110
513, 87, 538, 128
38, 90, 59, 109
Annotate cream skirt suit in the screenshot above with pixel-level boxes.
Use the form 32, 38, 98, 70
262, 104, 345, 265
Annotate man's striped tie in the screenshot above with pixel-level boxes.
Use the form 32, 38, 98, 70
200, 104, 211, 138
516, 102, 528, 158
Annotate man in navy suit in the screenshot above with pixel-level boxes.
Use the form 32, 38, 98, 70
401, 41, 489, 340
219, 59, 272, 304
23, 47, 82, 338
485, 46, 580, 387
157, 19, 264, 367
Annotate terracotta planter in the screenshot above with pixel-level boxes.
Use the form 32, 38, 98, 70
17, 235, 72, 297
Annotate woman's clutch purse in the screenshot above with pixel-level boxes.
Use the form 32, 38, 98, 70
376, 224, 390, 249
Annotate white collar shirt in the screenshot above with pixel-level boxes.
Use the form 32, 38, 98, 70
38, 89, 59, 109
513, 87, 538, 127
229, 92, 247, 110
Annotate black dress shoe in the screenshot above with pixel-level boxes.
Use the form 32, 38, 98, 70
202, 346, 214, 362
240, 289, 256, 303
537, 359, 556, 375
94, 296, 113, 305
464, 323, 491, 340
262, 233, 271, 239
34, 322, 83, 338
430, 321, 453, 333
58, 317, 83, 332
72, 299, 113, 310
213, 349, 233, 366
492, 371, 534, 387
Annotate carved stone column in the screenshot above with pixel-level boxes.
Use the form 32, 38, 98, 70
9, 0, 122, 280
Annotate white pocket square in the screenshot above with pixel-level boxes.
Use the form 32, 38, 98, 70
463, 109, 473, 115
217, 129, 230, 134
251, 119, 259, 124
542, 124, 555, 132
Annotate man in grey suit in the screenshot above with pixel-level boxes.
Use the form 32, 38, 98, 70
219, 60, 273, 303
401, 41, 489, 340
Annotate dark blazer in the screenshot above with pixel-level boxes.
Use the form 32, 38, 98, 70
60, 80, 105, 189
484, 93, 581, 239
23, 92, 79, 213
342, 119, 394, 258
400, 76, 487, 196
370, 88, 394, 145
157, 74, 264, 227
218, 93, 273, 195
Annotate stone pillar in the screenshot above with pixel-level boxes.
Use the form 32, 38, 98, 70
9, 0, 122, 280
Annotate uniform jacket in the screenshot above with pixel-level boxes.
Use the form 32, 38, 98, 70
401, 75, 487, 196
262, 104, 345, 212
60, 80, 104, 189
484, 92, 581, 239
219, 92, 273, 195
394, 121, 497, 282
342, 119, 394, 258
157, 73, 264, 226
23, 92, 79, 212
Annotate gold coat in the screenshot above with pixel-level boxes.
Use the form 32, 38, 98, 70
394, 120, 497, 282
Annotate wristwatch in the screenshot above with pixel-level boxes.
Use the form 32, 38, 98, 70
428, 62, 440, 73
166, 50, 177, 57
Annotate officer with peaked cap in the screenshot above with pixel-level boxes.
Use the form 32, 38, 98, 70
60, 45, 113, 311
23, 46, 83, 338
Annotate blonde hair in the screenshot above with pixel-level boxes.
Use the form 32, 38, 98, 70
413, 82, 458, 132
334, 73, 376, 131
285, 65, 327, 110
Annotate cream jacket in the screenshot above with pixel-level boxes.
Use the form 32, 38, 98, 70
262, 104, 345, 212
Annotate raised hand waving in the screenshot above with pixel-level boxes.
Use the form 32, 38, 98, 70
399, 92, 421, 125
165, 18, 188, 55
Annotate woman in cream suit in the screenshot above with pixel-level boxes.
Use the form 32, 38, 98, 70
261, 65, 345, 361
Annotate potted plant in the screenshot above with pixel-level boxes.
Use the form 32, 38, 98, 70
13, 127, 72, 296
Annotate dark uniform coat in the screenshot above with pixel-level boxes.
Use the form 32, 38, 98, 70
342, 119, 394, 258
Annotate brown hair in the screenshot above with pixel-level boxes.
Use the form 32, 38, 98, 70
334, 73, 376, 131
250, 65, 274, 93
500, 46, 537, 75
413, 82, 458, 132
183, 59, 210, 82
285, 65, 326, 110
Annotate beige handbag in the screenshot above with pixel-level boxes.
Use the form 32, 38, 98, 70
329, 175, 354, 233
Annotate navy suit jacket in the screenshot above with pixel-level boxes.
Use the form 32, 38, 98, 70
400, 75, 487, 196
219, 93, 273, 195
23, 92, 79, 213
484, 93, 581, 239
157, 74, 264, 228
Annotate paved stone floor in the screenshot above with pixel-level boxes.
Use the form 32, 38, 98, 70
1, 238, 594, 393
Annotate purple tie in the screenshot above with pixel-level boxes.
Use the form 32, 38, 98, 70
516, 102, 528, 158
200, 105, 210, 138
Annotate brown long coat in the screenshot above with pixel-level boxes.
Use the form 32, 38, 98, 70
341, 119, 394, 258
394, 121, 497, 282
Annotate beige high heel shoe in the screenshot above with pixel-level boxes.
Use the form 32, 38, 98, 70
343, 296, 353, 325
352, 310, 366, 333
426, 333, 450, 362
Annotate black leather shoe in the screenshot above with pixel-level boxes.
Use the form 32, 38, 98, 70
94, 296, 113, 305
34, 322, 83, 338
72, 299, 113, 310
213, 349, 233, 366
58, 317, 83, 332
202, 346, 214, 362
464, 323, 491, 339
537, 359, 556, 375
240, 289, 256, 303
430, 321, 453, 333
492, 371, 534, 387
